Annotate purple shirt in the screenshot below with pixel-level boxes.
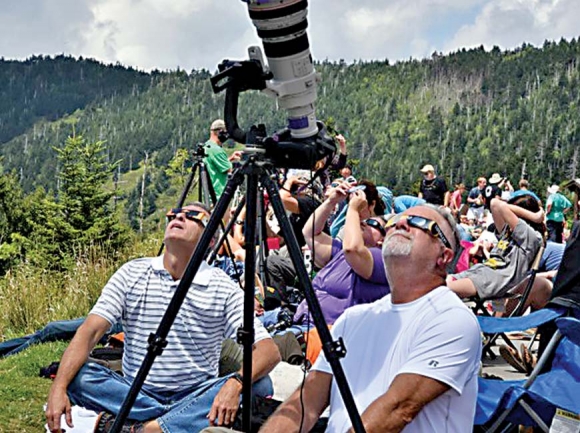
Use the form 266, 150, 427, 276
294, 239, 390, 325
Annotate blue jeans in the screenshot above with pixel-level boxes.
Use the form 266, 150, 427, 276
68, 362, 273, 432
0, 318, 122, 358
258, 308, 309, 337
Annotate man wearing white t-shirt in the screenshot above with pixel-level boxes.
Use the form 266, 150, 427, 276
261, 204, 481, 432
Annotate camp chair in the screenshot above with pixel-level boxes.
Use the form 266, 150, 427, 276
476, 315, 580, 432
469, 244, 545, 359
475, 221, 580, 431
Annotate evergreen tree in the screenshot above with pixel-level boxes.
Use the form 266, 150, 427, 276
0, 170, 28, 272
54, 133, 128, 255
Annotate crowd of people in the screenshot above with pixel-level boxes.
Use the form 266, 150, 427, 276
38, 119, 576, 432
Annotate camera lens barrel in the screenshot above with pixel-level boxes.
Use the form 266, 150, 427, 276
245, 0, 318, 138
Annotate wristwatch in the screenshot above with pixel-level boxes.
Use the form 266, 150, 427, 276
230, 372, 244, 386
236, 220, 244, 225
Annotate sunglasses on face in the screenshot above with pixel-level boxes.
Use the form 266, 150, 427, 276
166, 208, 208, 226
363, 218, 387, 237
385, 214, 453, 250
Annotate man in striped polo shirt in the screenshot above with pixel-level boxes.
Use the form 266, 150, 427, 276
46, 203, 280, 433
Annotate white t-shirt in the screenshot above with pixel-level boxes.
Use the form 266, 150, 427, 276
312, 286, 482, 432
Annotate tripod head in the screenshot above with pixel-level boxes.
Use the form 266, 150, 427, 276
192, 142, 207, 159
211, 57, 336, 170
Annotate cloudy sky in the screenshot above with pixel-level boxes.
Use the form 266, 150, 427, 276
1, 0, 579, 72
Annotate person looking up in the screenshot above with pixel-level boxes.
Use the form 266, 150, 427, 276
448, 194, 552, 313
46, 203, 280, 433
261, 204, 481, 433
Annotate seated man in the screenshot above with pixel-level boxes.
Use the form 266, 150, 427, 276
261, 204, 481, 432
46, 202, 280, 433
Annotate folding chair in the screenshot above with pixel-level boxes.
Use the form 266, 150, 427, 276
475, 221, 580, 431
476, 315, 580, 432
469, 244, 545, 359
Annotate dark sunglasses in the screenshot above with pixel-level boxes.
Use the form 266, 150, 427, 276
385, 214, 453, 250
363, 218, 386, 237
166, 208, 207, 226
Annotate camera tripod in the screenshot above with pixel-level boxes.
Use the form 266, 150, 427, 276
170, 142, 270, 289
156, 142, 217, 256
111, 133, 365, 433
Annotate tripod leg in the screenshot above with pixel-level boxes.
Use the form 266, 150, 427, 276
157, 162, 200, 256
199, 162, 217, 208
262, 175, 366, 433
110, 167, 245, 433
239, 172, 259, 433
256, 189, 269, 290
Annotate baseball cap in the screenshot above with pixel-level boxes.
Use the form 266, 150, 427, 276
210, 119, 226, 131
420, 164, 435, 173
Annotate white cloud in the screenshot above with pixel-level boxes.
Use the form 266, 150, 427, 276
0, 0, 578, 71
445, 0, 580, 54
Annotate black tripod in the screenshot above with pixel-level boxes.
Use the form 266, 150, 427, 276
111, 55, 365, 432
111, 138, 365, 433
157, 143, 216, 256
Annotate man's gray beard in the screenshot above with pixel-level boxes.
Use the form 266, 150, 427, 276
383, 232, 414, 257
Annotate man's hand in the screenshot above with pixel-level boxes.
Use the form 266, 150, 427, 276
228, 151, 243, 162
45, 384, 73, 432
208, 377, 243, 426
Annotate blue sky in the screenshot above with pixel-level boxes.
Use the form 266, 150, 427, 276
0, 0, 578, 72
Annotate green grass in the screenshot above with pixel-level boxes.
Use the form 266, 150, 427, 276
0, 341, 68, 432
0, 234, 163, 431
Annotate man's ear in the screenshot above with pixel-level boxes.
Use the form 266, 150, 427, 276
437, 248, 455, 269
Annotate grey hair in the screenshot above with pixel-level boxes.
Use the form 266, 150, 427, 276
185, 201, 212, 214
183, 201, 220, 244
420, 204, 461, 255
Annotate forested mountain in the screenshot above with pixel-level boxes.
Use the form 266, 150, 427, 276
1, 38, 579, 200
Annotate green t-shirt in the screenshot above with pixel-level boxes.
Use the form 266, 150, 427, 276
546, 193, 572, 222
204, 139, 232, 197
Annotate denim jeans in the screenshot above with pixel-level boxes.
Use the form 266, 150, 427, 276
0, 318, 122, 358
258, 308, 309, 337
68, 362, 273, 433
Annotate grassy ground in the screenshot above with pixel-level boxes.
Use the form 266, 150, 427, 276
0, 341, 68, 432
0, 235, 161, 432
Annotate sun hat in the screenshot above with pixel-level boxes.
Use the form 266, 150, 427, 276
489, 173, 503, 184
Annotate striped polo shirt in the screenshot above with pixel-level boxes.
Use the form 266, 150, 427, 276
90, 256, 270, 393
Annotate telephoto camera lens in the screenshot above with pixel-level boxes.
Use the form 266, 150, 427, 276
245, 0, 318, 138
